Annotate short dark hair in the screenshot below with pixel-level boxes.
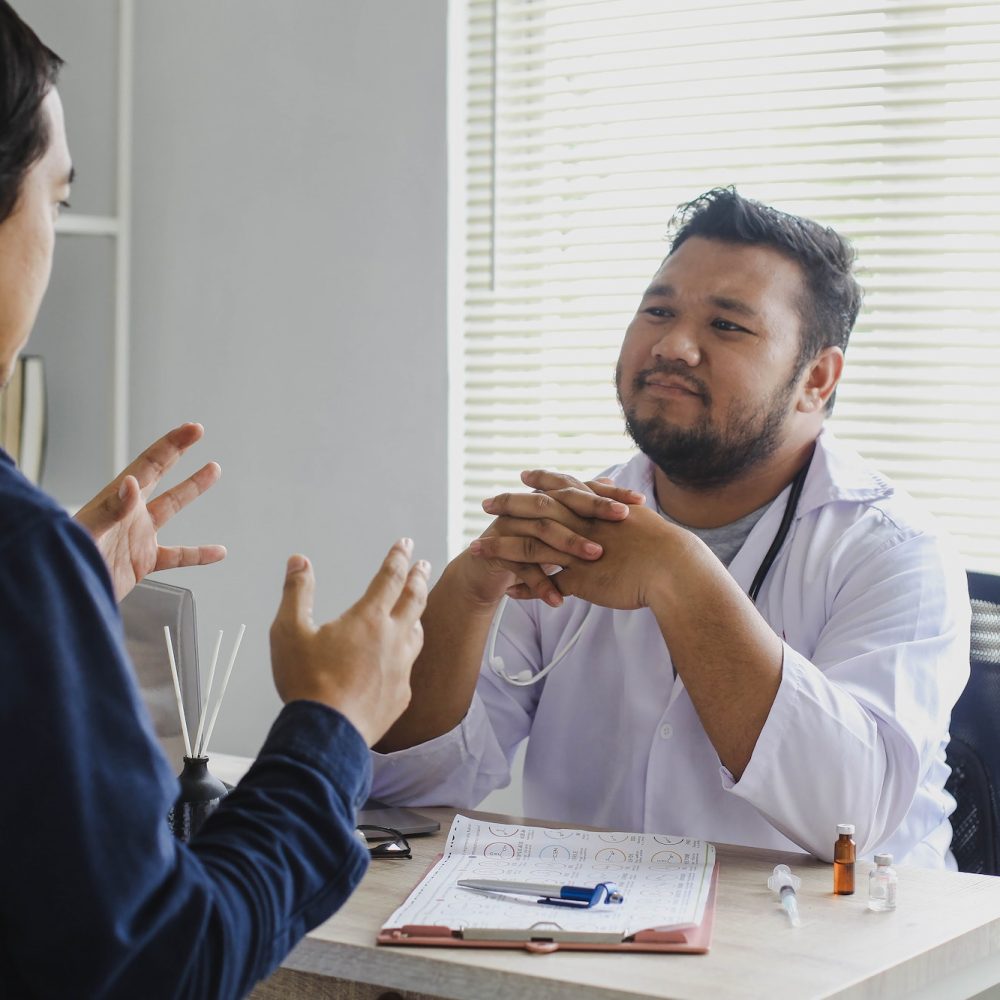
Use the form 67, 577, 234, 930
668, 187, 862, 401
0, 1, 63, 223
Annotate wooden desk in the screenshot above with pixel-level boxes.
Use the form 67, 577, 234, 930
239, 801, 1000, 1000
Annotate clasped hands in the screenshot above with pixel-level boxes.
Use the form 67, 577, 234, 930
467, 470, 685, 612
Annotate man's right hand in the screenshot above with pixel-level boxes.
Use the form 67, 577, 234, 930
376, 476, 641, 753
269, 539, 430, 747
463, 473, 644, 608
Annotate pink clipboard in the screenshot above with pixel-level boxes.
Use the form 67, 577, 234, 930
377, 858, 719, 955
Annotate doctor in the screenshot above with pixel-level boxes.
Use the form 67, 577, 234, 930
372, 188, 970, 868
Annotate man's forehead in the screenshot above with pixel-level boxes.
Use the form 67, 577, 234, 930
41, 88, 72, 178
648, 237, 806, 309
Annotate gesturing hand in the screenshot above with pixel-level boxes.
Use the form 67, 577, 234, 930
269, 539, 431, 747
74, 423, 226, 602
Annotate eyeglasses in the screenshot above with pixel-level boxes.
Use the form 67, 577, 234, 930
357, 824, 411, 860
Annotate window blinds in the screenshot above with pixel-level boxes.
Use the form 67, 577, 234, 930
457, 0, 1000, 570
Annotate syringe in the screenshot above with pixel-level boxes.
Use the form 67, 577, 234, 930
766, 864, 802, 927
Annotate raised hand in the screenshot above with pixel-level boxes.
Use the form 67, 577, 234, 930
269, 540, 431, 746
73, 423, 226, 601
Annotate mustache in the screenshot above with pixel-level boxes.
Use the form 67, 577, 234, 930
634, 363, 710, 403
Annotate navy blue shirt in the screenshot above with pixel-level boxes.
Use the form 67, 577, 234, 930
0, 452, 372, 998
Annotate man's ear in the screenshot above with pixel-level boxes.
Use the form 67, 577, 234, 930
797, 347, 844, 413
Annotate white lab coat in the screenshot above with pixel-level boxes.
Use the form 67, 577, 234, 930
372, 430, 970, 866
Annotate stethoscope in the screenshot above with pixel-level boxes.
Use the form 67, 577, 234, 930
487, 455, 812, 686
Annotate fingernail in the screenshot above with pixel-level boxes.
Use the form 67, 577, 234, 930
416, 559, 431, 574
583, 542, 601, 557
118, 479, 128, 500
482, 497, 496, 512
400, 537, 413, 553
287, 554, 307, 573
546, 590, 563, 607
469, 539, 482, 555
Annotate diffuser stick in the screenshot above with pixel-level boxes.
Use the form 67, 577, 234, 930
163, 625, 193, 758
193, 629, 225, 757
200, 624, 246, 757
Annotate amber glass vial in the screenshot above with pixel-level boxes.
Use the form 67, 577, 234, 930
833, 823, 856, 895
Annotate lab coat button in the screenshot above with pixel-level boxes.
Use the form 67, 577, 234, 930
659, 723, 673, 739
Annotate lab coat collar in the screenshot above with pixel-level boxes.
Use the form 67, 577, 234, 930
796, 426, 895, 517
627, 426, 894, 522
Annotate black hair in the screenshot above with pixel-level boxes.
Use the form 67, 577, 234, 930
668, 187, 862, 406
0, 1, 63, 223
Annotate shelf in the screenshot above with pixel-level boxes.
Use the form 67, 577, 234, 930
55, 214, 120, 237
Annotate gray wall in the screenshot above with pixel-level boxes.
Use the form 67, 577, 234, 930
129, 1, 449, 754
26, 1, 450, 756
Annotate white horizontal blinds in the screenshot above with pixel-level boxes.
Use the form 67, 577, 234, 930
460, 0, 1000, 569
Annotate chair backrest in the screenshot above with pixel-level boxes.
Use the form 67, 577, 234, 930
945, 570, 1000, 875
119, 579, 201, 774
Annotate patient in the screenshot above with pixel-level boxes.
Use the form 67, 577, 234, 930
0, 4, 428, 997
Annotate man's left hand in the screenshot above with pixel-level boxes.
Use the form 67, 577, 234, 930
473, 469, 690, 612
74, 423, 226, 602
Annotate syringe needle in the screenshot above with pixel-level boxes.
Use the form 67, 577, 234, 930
767, 864, 802, 928
780, 886, 802, 927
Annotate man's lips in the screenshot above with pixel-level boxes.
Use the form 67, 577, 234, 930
641, 376, 704, 399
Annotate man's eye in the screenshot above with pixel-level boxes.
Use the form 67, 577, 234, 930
644, 307, 671, 318
58, 199, 71, 210
712, 319, 745, 333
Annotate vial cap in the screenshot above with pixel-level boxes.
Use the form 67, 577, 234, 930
837, 823, 855, 835
874, 853, 893, 865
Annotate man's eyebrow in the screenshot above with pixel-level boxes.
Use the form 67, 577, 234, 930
641, 285, 759, 320
708, 294, 758, 319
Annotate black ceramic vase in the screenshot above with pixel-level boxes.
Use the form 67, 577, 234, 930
167, 755, 228, 842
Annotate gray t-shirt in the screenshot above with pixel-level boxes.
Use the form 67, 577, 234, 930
657, 499, 773, 567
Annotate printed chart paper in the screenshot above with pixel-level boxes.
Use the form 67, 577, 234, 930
382, 814, 716, 939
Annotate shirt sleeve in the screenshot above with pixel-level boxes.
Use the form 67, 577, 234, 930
370, 596, 544, 806
726, 525, 970, 861
0, 513, 371, 1000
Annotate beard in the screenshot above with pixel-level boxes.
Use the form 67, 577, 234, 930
616, 360, 799, 491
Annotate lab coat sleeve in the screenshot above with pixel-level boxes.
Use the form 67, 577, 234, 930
726, 526, 969, 861
370, 597, 544, 806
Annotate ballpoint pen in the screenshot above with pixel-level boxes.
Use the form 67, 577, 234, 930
457, 879, 624, 908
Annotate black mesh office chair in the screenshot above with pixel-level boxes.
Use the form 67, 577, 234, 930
944, 571, 1000, 875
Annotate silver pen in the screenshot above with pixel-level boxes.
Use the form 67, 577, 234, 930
457, 879, 624, 908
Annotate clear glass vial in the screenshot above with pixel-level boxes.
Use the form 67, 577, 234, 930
868, 853, 897, 911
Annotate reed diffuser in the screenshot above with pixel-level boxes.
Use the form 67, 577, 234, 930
163, 623, 245, 841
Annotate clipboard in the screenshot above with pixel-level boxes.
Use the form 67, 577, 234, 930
376, 815, 719, 955
377, 858, 718, 954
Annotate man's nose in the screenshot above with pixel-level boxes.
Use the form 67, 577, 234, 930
651, 321, 700, 368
